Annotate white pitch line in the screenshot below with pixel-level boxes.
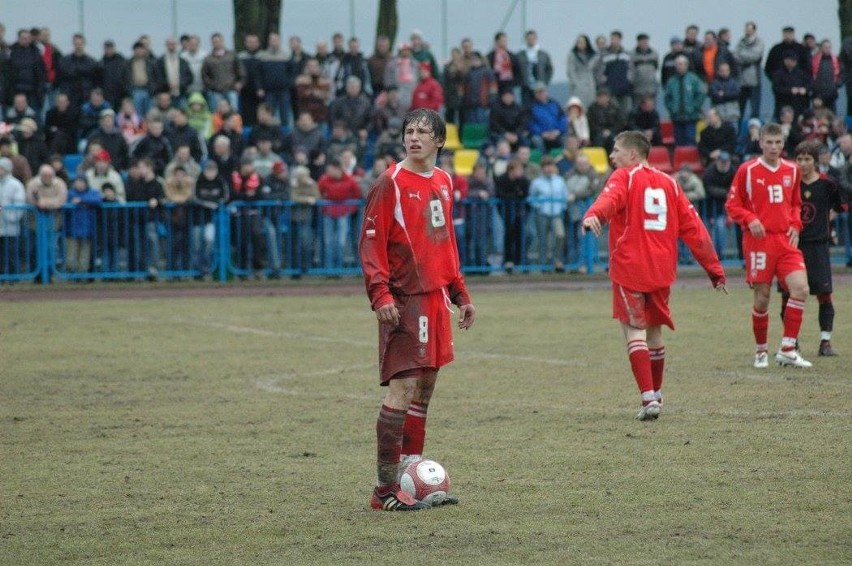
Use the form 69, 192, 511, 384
128, 315, 582, 367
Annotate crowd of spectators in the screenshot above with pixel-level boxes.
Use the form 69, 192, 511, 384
0, 19, 851, 281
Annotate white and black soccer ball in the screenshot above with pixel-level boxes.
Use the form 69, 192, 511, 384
399, 458, 450, 506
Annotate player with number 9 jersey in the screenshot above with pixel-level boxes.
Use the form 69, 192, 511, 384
582, 131, 725, 421
585, 157, 724, 295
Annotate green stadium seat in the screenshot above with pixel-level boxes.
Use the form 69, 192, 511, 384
461, 123, 488, 149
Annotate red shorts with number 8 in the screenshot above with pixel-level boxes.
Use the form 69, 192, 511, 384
743, 232, 806, 286
377, 288, 455, 384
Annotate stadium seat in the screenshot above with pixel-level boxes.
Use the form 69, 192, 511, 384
453, 149, 480, 176
529, 148, 543, 164
696, 119, 706, 142
548, 148, 563, 158
461, 123, 488, 149
672, 145, 704, 174
660, 120, 675, 146
63, 153, 84, 175
242, 125, 252, 141
846, 115, 852, 130
444, 123, 462, 151
580, 146, 610, 175
648, 146, 674, 173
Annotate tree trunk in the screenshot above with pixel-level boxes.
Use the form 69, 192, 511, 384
233, 0, 283, 50
841, 0, 852, 40
376, 0, 398, 48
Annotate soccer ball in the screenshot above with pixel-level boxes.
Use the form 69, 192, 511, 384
399, 458, 451, 506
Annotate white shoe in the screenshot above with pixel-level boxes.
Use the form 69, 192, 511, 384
775, 350, 813, 368
754, 352, 769, 368
635, 401, 661, 421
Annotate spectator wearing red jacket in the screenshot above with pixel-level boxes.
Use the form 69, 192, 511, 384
410, 62, 444, 112
318, 158, 362, 269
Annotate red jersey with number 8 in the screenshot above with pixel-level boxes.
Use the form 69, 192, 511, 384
584, 163, 723, 292
360, 163, 471, 311
726, 157, 803, 235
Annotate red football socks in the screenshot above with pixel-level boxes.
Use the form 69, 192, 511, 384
401, 401, 428, 458
627, 339, 653, 394
781, 298, 805, 350
376, 405, 407, 491
649, 347, 666, 392
752, 308, 769, 352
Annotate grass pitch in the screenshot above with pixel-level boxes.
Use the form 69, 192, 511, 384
1, 278, 850, 565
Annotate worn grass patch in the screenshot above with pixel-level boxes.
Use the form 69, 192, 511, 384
1, 282, 850, 564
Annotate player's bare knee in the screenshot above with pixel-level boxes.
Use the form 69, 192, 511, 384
790, 284, 809, 300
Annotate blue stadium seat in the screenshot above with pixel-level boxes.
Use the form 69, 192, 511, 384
64, 153, 84, 175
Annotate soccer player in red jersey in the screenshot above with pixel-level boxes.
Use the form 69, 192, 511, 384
779, 140, 848, 356
359, 108, 475, 511
726, 123, 813, 368
582, 131, 727, 421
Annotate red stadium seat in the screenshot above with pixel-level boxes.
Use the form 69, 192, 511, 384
647, 146, 673, 173
660, 120, 675, 147
672, 146, 704, 174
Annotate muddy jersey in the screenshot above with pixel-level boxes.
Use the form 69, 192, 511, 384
359, 162, 470, 310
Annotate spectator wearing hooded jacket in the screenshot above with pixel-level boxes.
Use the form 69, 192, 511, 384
64, 175, 102, 274
565, 96, 591, 147
410, 61, 444, 112
317, 157, 361, 270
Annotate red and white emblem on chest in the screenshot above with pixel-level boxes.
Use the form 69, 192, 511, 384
782, 175, 792, 187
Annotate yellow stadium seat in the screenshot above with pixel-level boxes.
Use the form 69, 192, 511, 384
580, 146, 610, 175
696, 119, 707, 142
444, 123, 462, 151
453, 149, 480, 176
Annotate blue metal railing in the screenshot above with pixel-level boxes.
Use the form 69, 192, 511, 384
0, 199, 848, 285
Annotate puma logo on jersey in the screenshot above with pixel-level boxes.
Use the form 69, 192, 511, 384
408, 191, 421, 200
756, 178, 765, 185
364, 215, 377, 237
